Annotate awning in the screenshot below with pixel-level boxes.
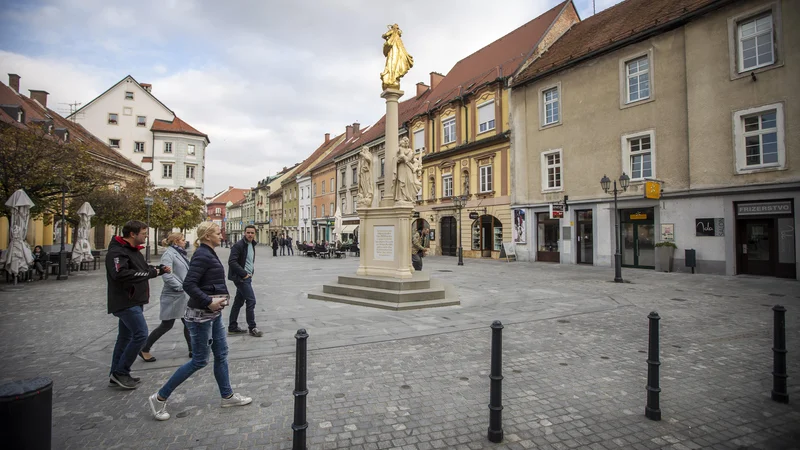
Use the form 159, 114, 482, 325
341, 224, 358, 234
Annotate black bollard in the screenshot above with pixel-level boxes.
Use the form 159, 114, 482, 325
488, 320, 504, 443
292, 329, 309, 450
772, 305, 789, 403
645, 311, 661, 421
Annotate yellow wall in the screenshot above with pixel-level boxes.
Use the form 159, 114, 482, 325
0, 217, 7, 250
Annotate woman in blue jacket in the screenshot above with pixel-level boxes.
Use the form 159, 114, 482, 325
148, 222, 252, 421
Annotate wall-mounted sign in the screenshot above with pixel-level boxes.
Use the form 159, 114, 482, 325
469, 211, 479, 220
661, 223, 674, 241
644, 181, 661, 199
630, 213, 647, 220
696, 218, 717, 236
550, 204, 564, 219
737, 200, 792, 216
715, 218, 725, 237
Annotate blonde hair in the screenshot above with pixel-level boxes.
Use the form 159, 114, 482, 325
161, 232, 184, 247
194, 221, 220, 248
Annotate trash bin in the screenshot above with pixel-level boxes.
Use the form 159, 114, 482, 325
0, 377, 53, 449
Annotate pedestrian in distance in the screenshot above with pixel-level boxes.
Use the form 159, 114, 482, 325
287, 235, 294, 256
148, 221, 252, 421
411, 226, 429, 271
106, 220, 171, 390
227, 225, 263, 337
271, 235, 279, 257
139, 232, 192, 362
279, 234, 286, 256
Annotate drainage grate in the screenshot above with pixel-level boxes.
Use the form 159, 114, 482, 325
438, 270, 453, 273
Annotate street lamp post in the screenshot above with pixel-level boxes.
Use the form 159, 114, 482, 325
57, 183, 68, 280
600, 173, 630, 283
453, 195, 466, 266
144, 195, 153, 263
303, 218, 308, 242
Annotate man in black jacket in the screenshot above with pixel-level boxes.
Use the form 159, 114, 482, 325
228, 225, 262, 337
106, 220, 171, 389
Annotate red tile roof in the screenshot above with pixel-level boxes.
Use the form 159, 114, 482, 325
512, 0, 727, 86
353, 89, 432, 150
151, 116, 209, 141
207, 187, 248, 205
294, 132, 346, 178
0, 80, 147, 176
416, 0, 568, 116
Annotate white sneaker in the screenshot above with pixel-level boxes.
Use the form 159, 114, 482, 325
221, 392, 252, 408
148, 393, 170, 421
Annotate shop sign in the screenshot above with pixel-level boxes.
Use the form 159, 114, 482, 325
737, 201, 792, 216
550, 204, 564, 219
644, 181, 661, 199
660, 223, 674, 241
630, 213, 647, 220
696, 218, 724, 237
469, 212, 479, 220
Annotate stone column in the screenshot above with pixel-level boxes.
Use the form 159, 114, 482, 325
380, 88, 403, 206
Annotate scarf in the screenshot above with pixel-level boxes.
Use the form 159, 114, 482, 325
172, 244, 189, 263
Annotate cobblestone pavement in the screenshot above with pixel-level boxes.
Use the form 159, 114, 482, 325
1, 247, 799, 449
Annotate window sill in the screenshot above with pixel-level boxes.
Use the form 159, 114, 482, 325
541, 188, 564, 194
476, 190, 495, 199
735, 165, 786, 175
539, 121, 562, 131
477, 127, 496, 136
731, 61, 783, 80
620, 96, 655, 110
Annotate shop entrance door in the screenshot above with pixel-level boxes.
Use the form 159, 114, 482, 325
622, 222, 655, 269
576, 210, 593, 264
738, 220, 774, 276
440, 217, 457, 256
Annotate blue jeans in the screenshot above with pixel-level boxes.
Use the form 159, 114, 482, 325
229, 278, 257, 330
110, 305, 148, 376
158, 315, 232, 399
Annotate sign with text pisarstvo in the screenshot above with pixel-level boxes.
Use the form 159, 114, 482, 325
550, 204, 564, 219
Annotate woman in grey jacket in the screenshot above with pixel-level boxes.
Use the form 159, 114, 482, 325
139, 233, 192, 361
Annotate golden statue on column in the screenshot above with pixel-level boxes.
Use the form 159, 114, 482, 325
380, 24, 414, 91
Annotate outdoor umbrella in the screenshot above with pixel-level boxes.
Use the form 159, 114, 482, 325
333, 206, 343, 242
71, 202, 95, 265
3, 189, 35, 276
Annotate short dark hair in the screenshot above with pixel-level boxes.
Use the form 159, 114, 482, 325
245, 225, 256, 232
122, 220, 148, 238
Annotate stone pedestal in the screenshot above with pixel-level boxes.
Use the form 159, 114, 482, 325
356, 204, 414, 279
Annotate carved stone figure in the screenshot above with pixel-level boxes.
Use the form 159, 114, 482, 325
356, 146, 374, 207
462, 172, 470, 196
429, 178, 435, 200
393, 137, 421, 203
380, 24, 414, 90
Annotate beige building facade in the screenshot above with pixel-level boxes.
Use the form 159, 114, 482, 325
510, 0, 799, 278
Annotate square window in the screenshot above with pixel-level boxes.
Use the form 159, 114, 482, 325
626, 56, 650, 103
543, 88, 560, 125
381, 157, 385, 178
109, 139, 120, 148
187, 144, 196, 155
108, 113, 118, 125
164, 142, 172, 153
125, 91, 134, 100
741, 109, 779, 167
478, 101, 496, 133
162, 164, 173, 179
341, 170, 346, 188
621, 130, 656, 181
137, 116, 146, 127
738, 14, 774, 72
352, 166, 357, 185
442, 117, 456, 144
134, 141, 145, 153
443, 175, 453, 198
479, 165, 493, 193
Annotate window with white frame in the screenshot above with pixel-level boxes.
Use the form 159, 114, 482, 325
125, 91, 134, 100
542, 88, 560, 125
164, 142, 172, 153
479, 165, 493, 193
186, 165, 195, 179
162, 163, 173, 179
738, 14, 774, 72
626, 56, 650, 103
734, 103, 784, 172
215, 207, 221, 215
330, 178, 334, 193
109, 139, 120, 148
108, 113, 118, 124
541, 150, 562, 191
442, 175, 453, 198
137, 116, 146, 127
442, 117, 456, 144
187, 144, 196, 155
134, 141, 145, 153
380, 157, 385, 178
621, 131, 656, 181
478, 101, 496, 133
413, 129, 425, 154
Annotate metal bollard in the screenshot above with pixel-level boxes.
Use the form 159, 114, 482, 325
772, 305, 789, 403
488, 320, 504, 443
292, 329, 309, 450
645, 312, 661, 421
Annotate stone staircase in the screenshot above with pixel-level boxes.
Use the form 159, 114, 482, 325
308, 271, 459, 310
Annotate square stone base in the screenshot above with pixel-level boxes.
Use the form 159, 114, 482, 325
356, 205, 415, 279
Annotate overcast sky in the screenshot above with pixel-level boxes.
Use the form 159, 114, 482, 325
0, 0, 621, 196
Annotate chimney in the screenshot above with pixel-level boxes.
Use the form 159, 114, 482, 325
324, 133, 330, 143
430, 72, 445, 90
346, 125, 353, 140
29, 90, 49, 108
8, 74, 20, 93
140, 83, 152, 93
352, 122, 360, 136
416, 82, 429, 97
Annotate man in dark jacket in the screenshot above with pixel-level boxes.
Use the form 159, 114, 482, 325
228, 225, 262, 337
106, 220, 171, 389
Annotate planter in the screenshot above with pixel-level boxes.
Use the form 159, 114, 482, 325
656, 246, 675, 272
